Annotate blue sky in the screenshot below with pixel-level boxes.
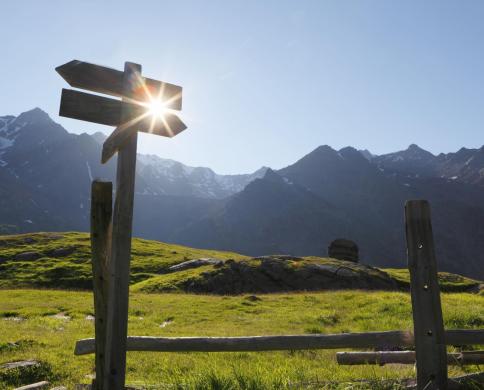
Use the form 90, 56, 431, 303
1, 1, 484, 173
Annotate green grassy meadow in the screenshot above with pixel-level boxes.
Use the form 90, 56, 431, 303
0, 232, 480, 293
1, 289, 483, 389
1, 233, 483, 389
0, 232, 246, 290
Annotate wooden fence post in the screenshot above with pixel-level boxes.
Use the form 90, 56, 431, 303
405, 200, 447, 390
90, 180, 112, 390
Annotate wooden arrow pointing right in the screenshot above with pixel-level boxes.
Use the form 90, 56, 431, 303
101, 113, 187, 164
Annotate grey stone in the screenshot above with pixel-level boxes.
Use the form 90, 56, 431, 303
169, 258, 223, 271
46, 234, 63, 240
308, 263, 339, 275
255, 255, 303, 262
1, 360, 39, 370
335, 267, 360, 278
48, 247, 75, 257
14, 382, 49, 390
15, 251, 41, 261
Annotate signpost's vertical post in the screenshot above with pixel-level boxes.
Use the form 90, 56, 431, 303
103, 62, 142, 390
90, 180, 112, 390
405, 200, 447, 390
57, 59, 186, 388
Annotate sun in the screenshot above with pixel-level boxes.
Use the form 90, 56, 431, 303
146, 98, 168, 119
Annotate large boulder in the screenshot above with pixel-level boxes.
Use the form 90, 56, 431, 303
328, 239, 359, 263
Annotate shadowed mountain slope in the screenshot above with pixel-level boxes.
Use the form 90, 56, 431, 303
2, 109, 484, 278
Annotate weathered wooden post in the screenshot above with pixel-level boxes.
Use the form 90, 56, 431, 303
56, 59, 186, 389
90, 180, 112, 390
405, 200, 447, 390
103, 62, 141, 389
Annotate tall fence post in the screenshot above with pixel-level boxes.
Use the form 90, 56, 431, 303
90, 180, 113, 390
405, 200, 447, 390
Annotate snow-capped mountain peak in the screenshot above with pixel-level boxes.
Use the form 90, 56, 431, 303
137, 153, 268, 198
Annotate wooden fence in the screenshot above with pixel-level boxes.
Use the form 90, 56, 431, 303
75, 330, 484, 355
83, 182, 484, 390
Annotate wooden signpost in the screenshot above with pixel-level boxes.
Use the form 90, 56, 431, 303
57, 60, 186, 390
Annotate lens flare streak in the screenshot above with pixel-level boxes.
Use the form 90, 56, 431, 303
118, 71, 182, 137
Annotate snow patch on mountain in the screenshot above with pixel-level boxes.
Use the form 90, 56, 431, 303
86, 161, 93, 181
137, 154, 268, 198
0, 136, 14, 150
0, 116, 21, 166
0, 116, 23, 145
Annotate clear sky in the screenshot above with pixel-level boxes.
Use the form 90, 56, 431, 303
1, 1, 484, 174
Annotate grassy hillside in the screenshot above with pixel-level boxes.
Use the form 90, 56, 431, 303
1, 289, 483, 389
0, 232, 246, 289
0, 233, 483, 388
0, 232, 481, 293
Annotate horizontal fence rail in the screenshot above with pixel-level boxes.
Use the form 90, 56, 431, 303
75, 329, 484, 356
337, 351, 484, 366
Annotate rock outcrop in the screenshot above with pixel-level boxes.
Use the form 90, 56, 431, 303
163, 256, 398, 294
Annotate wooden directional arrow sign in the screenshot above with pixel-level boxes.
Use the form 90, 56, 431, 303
59, 89, 186, 136
56, 60, 182, 110
56, 60, 186, 164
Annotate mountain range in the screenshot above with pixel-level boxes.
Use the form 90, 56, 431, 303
1, 108, 484, 279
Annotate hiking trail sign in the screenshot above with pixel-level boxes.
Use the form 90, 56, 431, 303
57, 60, 186, 389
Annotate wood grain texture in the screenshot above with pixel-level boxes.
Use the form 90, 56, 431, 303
59, 88, 187, 164
101, 112, 187, 164
102, 62, 141, 390
90, 181, 112, 390
56, 60, 182, 110
405, 200, 448, 390
446, 329, 484, 345
74, 330, 484, 355
336, 351, 484, 366
59, 89, 123, 126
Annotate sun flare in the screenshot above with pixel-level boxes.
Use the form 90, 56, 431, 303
147, 98, 168, 119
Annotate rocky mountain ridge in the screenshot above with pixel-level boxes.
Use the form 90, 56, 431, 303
374, 143, 484, 186
0, 108, 267, 201
2, 108, 484, 279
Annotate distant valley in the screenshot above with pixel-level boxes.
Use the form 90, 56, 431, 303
2, 108, 484, 279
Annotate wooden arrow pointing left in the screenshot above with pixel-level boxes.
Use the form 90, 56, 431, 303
59, 89, 186, 137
